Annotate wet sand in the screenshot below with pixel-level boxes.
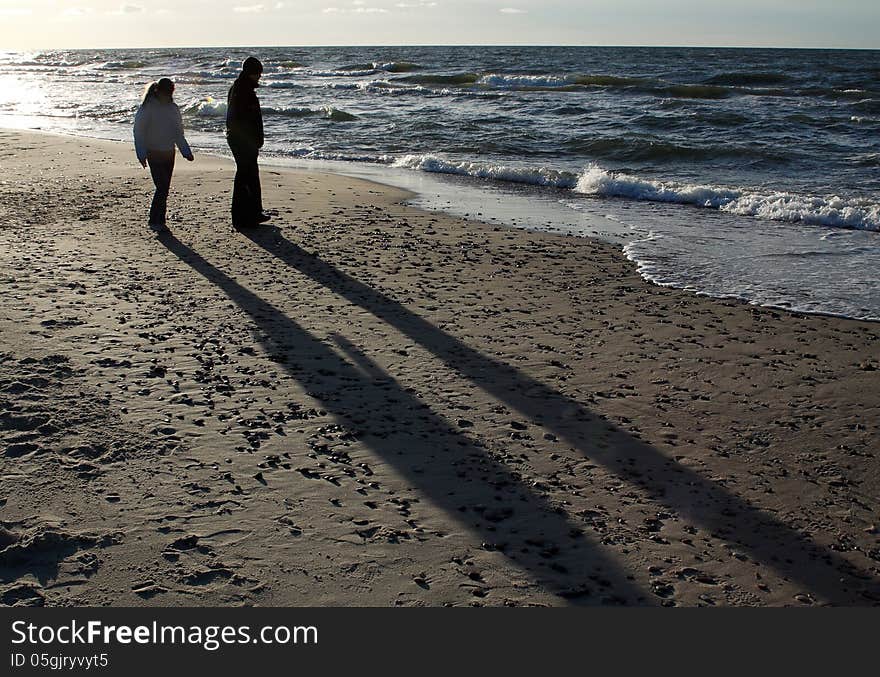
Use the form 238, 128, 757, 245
1, 129, 878, 607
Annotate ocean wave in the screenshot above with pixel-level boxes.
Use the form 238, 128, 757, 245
400, 72, 481, 86
364, 80, 457, 96
178, 69, 237, 80
393, 70, 760, 98
331, 69, 380, 77
786, 112, 828, 126
704, 71, 791, 86
90, 106, 137, 120
282, 147, 389, 163
851, 152, 880, 166
264, 105, 357, 121
399, 71, 738, 97
689, 111, 751, 126
338, 62, 375, 72
1, 65, 58, 74
340, 61, 422, 73
174, 77, 213, 85
851, 99, 880, 113
412, 72, 653, 93
326, 80, 457, 97
565, 137, 786, 163
741, 87, 800, 98
392, 154, 579, 188
552, 105, 591, 116
477, 73, 573, 89
307, 69, 367, 78
573, 74, 651, 87
183, 97, 227, 117
318, 106, 357, 122
801, 87, 880, 102
655, 84, 732, 99
100, 60, 148, 70
375, 61, 422, 73
263, 81, 306, 89
185, 98, 358, 121
357, 80, 397, 89
574, 165, 880, 231
313, 63, 421, 78
8, 60, 83, 69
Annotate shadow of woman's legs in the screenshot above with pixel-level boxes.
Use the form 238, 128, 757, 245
238, 226, 880, 605
159, 232, 651, 605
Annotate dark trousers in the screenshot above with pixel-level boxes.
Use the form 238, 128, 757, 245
228, 138, 262, 226
147, 150, 175, 226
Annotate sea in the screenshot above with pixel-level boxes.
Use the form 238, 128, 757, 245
1, 46, 878, 320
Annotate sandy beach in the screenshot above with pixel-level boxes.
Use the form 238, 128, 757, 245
0, 128, 878, 607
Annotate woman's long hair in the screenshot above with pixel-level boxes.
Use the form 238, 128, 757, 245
141, 78, 175, 106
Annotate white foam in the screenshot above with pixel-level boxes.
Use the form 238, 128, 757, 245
323, 106, 357, 122
477, 73, 572, 89
373, 62, 420, 72
264, 81, 305, 89
392, 154, 579, 188
574, 164, 880, 231
310, 68, 376, 77
287, 147, 385, 163
724, 192, 880, 229
184, 97, 227, 117
353, 80, 440, 96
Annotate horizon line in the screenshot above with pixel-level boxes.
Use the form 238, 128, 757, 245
8, 43, 880, 52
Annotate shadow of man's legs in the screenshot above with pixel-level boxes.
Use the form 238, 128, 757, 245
239, 226, 880, 605
159, 232, 651, 605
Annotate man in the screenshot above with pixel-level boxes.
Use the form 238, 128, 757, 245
226, 56, 270, 229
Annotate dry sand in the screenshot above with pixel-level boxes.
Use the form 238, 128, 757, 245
1, 129, 878, 607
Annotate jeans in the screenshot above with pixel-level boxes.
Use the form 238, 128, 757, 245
228, 137, 262, 226
147, 150, 175, 226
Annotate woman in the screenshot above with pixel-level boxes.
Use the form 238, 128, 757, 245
133, 78, 194, 233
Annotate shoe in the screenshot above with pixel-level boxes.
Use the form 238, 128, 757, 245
149, 222, 168, 233
256, 213, 271, 224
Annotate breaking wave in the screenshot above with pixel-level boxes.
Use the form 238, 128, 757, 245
574, 165, 880, 231
183, 97, 227, 117
389, 154, 880, 231
264, 105, 357, 121
392, 154, 580, 187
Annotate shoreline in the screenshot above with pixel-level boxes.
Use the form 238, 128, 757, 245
1, 129, 878, 606
7, 122, 878, 324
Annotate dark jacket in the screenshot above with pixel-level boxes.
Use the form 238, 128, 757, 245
226, 74, 263, 149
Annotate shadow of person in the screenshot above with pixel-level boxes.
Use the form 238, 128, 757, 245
238, 226, 880, 605
158, 231, 651, 605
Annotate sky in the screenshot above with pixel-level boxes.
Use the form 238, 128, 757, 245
0, 0, 877, 50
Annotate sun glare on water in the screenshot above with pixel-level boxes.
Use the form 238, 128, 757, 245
0, 74, 49, 120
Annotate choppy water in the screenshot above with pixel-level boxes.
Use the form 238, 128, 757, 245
1, 46, 878, 319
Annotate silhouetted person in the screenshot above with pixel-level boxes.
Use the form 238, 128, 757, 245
133, 78, 194, 233
226, 56, 269, 230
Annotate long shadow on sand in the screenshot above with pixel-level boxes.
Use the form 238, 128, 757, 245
159, 232, 649, 605
241, 226, 880, 605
